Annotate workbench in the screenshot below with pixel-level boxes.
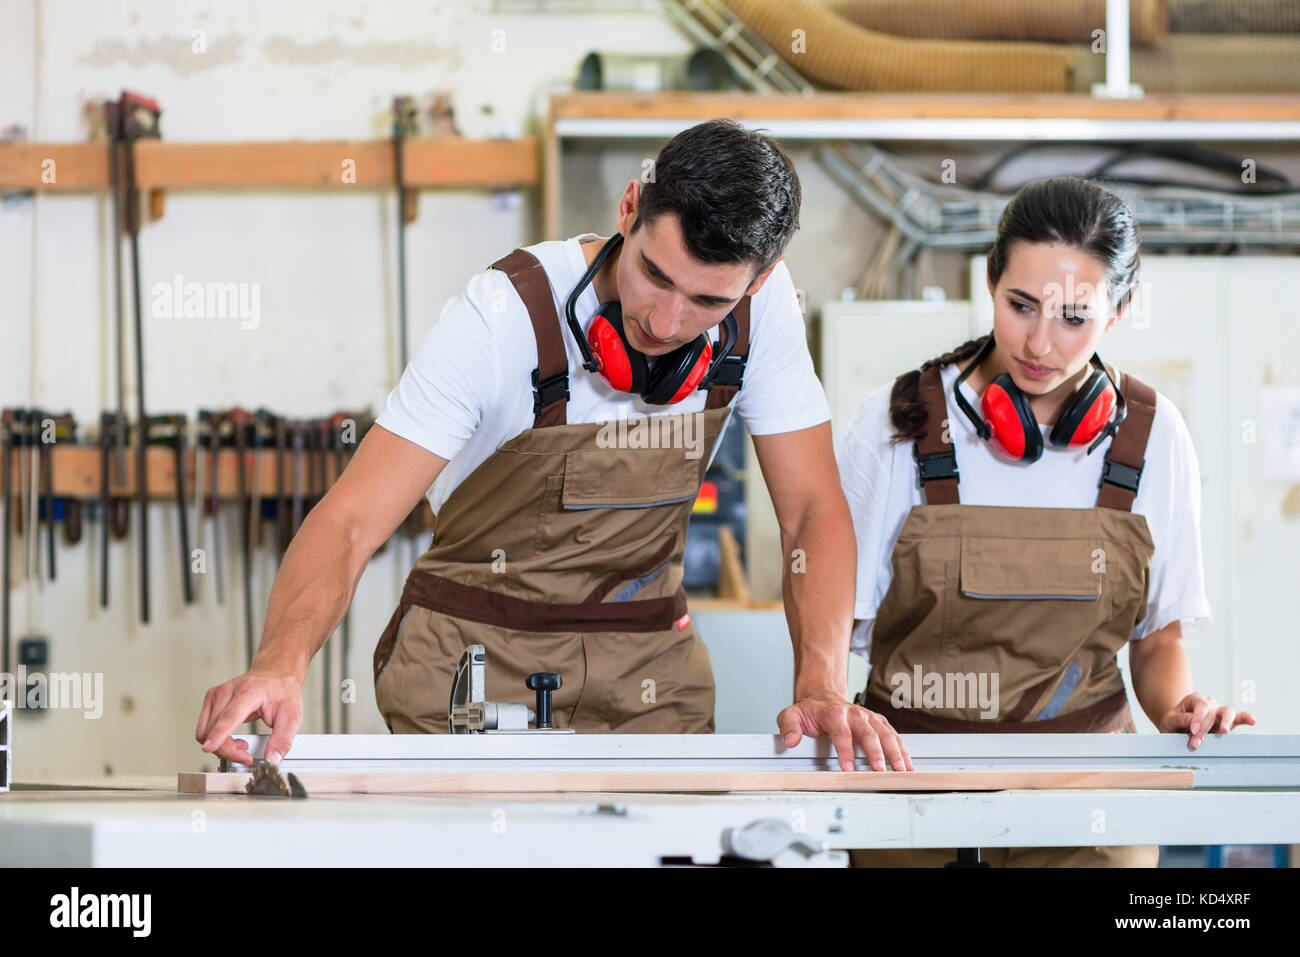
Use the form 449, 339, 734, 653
3, 733, 1297, 867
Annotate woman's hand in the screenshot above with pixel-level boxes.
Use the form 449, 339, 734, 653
1157, 692, 1255, 749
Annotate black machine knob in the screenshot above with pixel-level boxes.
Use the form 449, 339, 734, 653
525, 672, 562, 729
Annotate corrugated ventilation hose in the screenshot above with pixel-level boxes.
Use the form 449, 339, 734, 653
711, 0, 1076, 92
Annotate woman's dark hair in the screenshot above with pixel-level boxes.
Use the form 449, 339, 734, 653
888, 176, 1141, 443
632, 118, 801, 275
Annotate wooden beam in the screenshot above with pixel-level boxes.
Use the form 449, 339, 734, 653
0, 144, 113, 189
542, 109, 562, 240
10, 445, 752, 508
715, 525, 751, 602
179, 766, 1194, 795
550, 91, 1300, 123
4, 446, 341, 500
0, 137, 539, 192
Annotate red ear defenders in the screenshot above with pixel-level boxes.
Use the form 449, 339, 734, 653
565, 232, 738, 406
953, 336, 1126, 462
586, 300, 722, 405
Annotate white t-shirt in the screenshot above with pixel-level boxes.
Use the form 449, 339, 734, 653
836, 360, 1213, 655
377, 234, 831, 513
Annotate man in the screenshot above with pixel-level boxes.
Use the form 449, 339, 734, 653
195, 119, 912, 774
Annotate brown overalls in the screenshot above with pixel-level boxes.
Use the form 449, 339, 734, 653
853, 362, 1162, 868
373, 246, 749, 734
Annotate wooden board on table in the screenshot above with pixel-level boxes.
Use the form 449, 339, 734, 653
178, 767, 1193, 795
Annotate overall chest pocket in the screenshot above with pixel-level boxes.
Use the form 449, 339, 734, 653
560, 446, 700, 508
943, 535, 1111, 672
535, 447, 702, 558
961, 536, 1106, 600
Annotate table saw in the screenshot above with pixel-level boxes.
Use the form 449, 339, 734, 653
3, 726, 1298, 867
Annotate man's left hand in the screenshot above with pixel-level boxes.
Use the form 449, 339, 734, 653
777, 695, 914, 772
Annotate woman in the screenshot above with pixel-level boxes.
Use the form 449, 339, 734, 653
837, 177, 1255, 867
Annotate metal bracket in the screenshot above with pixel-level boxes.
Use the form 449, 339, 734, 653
0, 700, 10, 793
447, 644, 561, 734
722, 818, 828, 865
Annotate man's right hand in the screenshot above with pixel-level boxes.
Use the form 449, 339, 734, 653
196, 668, 304, 766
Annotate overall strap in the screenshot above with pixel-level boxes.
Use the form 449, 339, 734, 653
489, 248, 569, 428
913, 365, 960, 505
1096, 371, 1157, 512
704, 296, 751, 410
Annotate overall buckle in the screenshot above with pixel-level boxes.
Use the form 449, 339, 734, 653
702, 354, 746, 390
531, 368, 569, 415
913, 445, 959, 485
1100, 456, 1143, 493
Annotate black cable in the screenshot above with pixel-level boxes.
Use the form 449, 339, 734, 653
963, 140, 1296, 195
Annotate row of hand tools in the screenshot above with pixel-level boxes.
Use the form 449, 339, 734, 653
2, 89, 435, 732
0, 407, 433, 732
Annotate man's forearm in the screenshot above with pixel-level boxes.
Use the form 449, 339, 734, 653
249, 507, 372, 681
781, 503, 857, 700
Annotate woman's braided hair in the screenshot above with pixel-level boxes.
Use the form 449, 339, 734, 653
887, 336, 989, 444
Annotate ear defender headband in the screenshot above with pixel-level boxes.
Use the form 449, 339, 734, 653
953, 335, 1127, 463
564, 232, 739, 406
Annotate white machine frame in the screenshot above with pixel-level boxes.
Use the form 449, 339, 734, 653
224, 731, 1300, 790
3, 732, 1297, 867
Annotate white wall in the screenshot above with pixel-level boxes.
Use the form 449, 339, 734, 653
1, 0, 695, 781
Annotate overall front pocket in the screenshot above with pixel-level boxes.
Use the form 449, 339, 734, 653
535, 446, 702, 561
946, 534, 1111, 675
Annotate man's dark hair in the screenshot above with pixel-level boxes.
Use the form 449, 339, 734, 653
631, 118, 801, 275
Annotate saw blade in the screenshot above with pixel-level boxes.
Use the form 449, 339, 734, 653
245, 759, 308, 799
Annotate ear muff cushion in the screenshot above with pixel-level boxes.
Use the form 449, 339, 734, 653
588, 307, 647, 394
664, 339, 713, 404
643, 335, 710, 405
1049, 370, 1115, 448
982, 374, 1043, 462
